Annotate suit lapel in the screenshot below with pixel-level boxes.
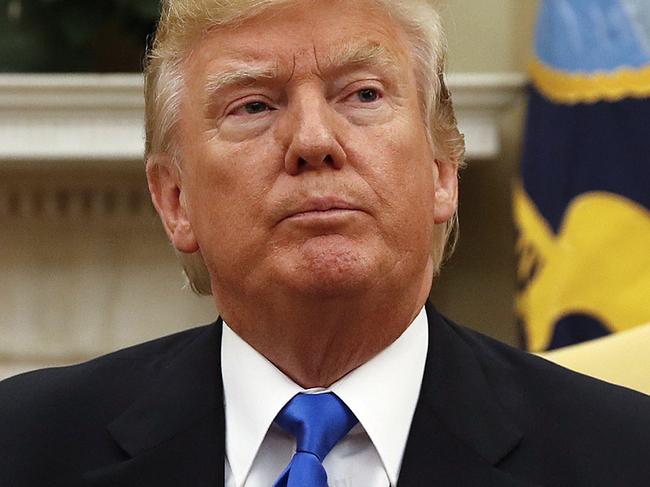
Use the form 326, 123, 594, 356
398, 304, 534, 487
83, 320, 225, 487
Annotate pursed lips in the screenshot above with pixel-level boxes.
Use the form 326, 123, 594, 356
280, 197, 364, 224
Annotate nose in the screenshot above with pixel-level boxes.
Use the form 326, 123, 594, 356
282, 94, 346, 176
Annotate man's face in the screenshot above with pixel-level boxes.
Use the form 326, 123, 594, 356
164, 0, 457, 301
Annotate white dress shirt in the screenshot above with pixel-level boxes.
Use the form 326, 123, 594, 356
221, 307, 429, 487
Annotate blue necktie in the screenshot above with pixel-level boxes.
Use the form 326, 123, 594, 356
272, 392, 358, 487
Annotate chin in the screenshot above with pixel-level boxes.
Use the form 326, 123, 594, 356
280, 236, 379, 298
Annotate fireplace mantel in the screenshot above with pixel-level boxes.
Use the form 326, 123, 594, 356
0, 72, 526, 164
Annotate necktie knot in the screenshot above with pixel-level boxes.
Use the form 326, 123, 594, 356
272, 392, 358, 486
275, 392, 358, 460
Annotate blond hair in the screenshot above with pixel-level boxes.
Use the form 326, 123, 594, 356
144, 0, 466, 295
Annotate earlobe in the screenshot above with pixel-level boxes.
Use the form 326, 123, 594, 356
432, 157, 459, 224
146, 156, 200, 254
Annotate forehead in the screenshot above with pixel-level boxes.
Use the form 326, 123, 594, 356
184, 0, 414, 79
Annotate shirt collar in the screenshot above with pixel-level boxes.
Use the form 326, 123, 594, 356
221, 306, 428, 487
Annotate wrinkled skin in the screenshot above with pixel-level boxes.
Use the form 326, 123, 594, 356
147, 0, 458, 386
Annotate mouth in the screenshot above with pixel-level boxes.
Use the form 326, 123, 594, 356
280, 197, 364, 224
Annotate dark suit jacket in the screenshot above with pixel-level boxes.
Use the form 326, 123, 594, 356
1, 303, 649, 486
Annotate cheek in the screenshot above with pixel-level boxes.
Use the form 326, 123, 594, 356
347, 123, 437, 249
188, 138, 276, 205
349, 124, 435, 204
182, 139, 281, 255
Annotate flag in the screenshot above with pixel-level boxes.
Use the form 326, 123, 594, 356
515, 0, 650, 352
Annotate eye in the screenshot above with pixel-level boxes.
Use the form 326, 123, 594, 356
356, 88, 381, 103
243, 101, 271, 114
228, 99, 274, 117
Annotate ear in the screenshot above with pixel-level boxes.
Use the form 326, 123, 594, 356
432, 157, 459, 224
146, 155, 200, 254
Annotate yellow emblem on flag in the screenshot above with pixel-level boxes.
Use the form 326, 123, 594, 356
514, 184, 650, 352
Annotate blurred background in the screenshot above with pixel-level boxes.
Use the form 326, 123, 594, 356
1, 0, 648, 380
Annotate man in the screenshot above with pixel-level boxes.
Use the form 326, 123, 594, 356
1, 0, 649, 486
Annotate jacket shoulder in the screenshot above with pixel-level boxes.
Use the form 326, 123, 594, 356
448, 319, 650, 485
0, 323, 215, 483
0, 323, 212, 404
451, 320, 650, 403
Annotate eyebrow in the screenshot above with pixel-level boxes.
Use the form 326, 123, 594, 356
321, 41, 401, 76
203, 41, 402, 99
205, 64, 279, 99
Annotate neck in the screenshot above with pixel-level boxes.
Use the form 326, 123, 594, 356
214, 262, 433, 388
